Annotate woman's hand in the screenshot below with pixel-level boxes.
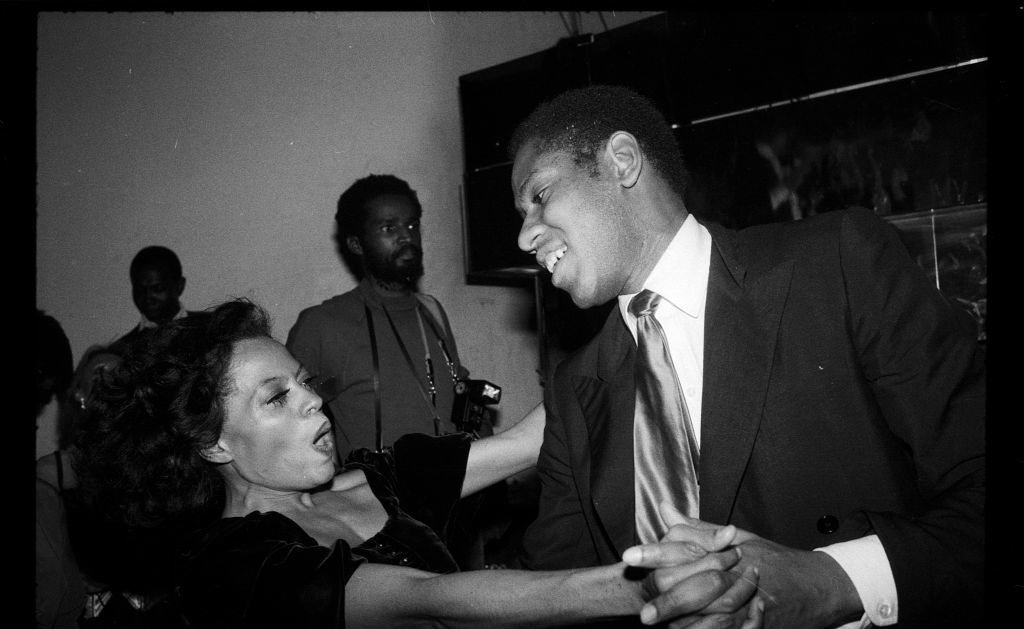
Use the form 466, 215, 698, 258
623, 502, 764, 629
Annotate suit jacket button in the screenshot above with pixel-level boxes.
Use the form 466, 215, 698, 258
816, 514, 839, 534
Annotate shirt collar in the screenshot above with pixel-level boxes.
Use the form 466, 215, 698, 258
137, 304, 187, 330
618, 214, 712, 321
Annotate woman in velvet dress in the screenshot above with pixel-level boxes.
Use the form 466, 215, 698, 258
70, 299, 762, 629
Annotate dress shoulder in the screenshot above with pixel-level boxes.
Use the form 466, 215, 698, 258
343, 433, 471, 573
176, 511, 364, 629
345, 432, 471, 532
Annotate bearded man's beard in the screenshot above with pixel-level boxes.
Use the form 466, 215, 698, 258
366, 244, 423, 289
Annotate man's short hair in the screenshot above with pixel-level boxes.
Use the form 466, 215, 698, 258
129, 245, 183, 280
335, 174, 423, 240
508, 84, 689, 200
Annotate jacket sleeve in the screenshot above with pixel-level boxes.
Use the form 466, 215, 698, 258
286, 307, 324, 373
840, 208, 985, 627
514, 379, 594, 570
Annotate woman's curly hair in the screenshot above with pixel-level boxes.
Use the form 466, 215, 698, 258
71, 298, 273, 532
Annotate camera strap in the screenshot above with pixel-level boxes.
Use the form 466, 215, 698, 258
416, 296, 460, 383
365, 301, 444, 440
363, 302, 384, 452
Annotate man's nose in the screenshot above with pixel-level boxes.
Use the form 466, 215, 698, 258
397, 226, 414, 242
518, 215, 544, 253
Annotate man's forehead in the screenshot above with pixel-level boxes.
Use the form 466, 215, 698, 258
365, 195, 419, 219
132, 265, 178, 284
513, 141, 562, 179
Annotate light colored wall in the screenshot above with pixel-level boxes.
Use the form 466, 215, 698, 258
35, 11, 658, 458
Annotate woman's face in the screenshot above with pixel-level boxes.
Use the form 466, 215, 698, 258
216, 337, 336, 491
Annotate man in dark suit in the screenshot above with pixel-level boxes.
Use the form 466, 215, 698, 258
509, 85, 984, 628
109, 245, 191, 355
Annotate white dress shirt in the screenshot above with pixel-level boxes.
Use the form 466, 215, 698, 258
618, 215, 897, 627
135, 304, 187, 332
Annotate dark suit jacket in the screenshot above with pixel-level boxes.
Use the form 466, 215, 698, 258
107, 311, 198, 357
519, 208, 985, 628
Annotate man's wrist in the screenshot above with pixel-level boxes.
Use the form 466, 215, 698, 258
816, 535, 898, 626
812, 549, 865, 627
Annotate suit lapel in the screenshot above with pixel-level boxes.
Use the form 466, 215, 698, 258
565, 223, 794, 555
700, 226, 793, 524
572, 310, 638, 558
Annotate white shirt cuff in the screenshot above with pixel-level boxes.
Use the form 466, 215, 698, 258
815, 534, 898, 627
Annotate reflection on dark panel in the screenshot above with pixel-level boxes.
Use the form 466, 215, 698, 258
682, 62, 988, 229
462, 164, 536, 285
458, 11, 987, 282
885, 204, 987, 343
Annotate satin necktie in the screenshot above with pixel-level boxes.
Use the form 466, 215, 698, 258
631, 289, 700, 544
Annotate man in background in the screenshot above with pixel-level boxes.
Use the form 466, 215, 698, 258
109, 245, 190, 355
288, 173, 499, 569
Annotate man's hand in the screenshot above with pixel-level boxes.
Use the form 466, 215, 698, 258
626, 503, 862, 629
622, 503, 764, 628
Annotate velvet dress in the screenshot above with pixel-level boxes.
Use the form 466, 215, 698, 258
175, 432, 472, 628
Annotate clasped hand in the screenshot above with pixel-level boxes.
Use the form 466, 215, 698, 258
622, 503, 763, 629
624, 503, 862, 629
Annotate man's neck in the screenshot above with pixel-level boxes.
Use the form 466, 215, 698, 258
368, 275, 415, 298
139, 304, 183, 328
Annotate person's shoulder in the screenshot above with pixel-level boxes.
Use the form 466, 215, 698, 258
773, 207, 899, 251
108, 328, 139, 354
294, 289, 363, 324
551, 303, 626, 379
726, 207, 881, 250
416, 291, 449, 318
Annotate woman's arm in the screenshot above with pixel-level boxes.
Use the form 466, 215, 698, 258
346, 562, 639, 628
329, 468, 368, 492
345, 547, 756, 629
461, 401, 544, 497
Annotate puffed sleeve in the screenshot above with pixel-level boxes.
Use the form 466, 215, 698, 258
346, 432, 472, 539
390, 432, 472, 535
176, 511, 365, 629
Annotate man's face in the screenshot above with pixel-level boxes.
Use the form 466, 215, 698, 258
513, 139, 639, 308
355, 193, 424, 287
130, 265, 184, 324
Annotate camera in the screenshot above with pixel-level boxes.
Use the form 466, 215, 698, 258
451, 378, 502, 437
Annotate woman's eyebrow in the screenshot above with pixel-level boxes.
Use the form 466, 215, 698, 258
258, 375, 286, 388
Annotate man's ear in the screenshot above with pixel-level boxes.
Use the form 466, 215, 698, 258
346, 235, 364, 256
175, 276, 186, 298
199, 441, 233, 464
605, 131, 643, 189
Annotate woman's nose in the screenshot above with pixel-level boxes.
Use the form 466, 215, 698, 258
303, 387, 323, 416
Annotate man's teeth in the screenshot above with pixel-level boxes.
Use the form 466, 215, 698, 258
545, 246, 567, 273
